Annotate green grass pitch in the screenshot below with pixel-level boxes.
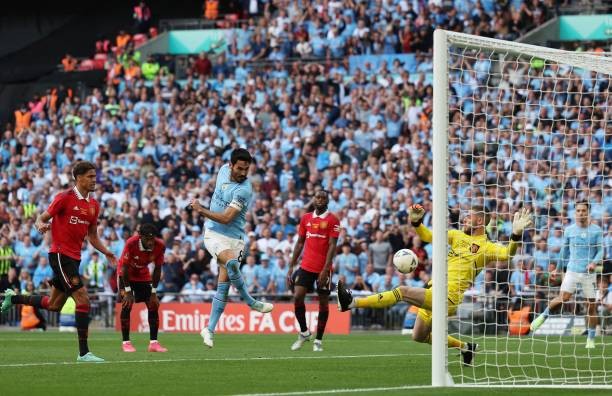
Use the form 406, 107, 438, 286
0, 331, 610, 395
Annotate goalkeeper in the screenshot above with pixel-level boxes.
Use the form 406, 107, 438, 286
337, 205, 532, 365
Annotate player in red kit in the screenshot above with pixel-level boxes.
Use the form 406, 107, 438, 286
117, 223, 167, 353
288, 190, 340, 352
1, 161, 116, 362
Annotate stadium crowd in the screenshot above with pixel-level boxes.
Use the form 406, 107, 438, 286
1, 0, 610, 317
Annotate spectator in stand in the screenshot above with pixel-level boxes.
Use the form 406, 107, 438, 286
133, 1, 152, 34
116, 30, 132, 50
254, 254, 274, 294
181, 273, 206, 302
191, 52, 212, 77
141, 56, 160, 81
368, 230, 393, 274
335, 242, 359, 286
0, 267, 20, 293
32, 256, 53, 289
61, 54, 78, 72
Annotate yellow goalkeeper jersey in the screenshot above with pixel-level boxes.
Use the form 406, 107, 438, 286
415, 224, 518, 303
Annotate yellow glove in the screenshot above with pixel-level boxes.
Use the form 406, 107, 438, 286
408, 204, 425, 226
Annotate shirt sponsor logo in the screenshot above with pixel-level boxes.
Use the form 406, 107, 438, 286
69, 216, 90, 225
306, 231, 327, 239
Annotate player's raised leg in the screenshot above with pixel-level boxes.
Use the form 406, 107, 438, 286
219, 250, 273, 313
337, 279, 415, 311
530, 291, 571, 333
337, 279, 475, 362
2, 288, 50, 313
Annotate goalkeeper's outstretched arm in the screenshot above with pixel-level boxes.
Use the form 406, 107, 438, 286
409, 204, 432, 243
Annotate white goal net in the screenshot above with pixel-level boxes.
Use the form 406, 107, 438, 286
432, 30, 612, 387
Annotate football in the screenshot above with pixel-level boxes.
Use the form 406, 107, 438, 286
392, 249, 419, 274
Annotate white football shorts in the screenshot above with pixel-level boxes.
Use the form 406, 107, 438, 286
559, 270, 597, 299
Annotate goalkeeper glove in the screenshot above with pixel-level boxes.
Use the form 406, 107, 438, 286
511, 207, 533, 241
408, 204, 425, 227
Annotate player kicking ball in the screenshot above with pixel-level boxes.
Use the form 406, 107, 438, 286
190, 149, 273, 348
530, 201, 603, 349
117, 223, 168, 353
288, 190, 340, 352
337, 204, 532, 365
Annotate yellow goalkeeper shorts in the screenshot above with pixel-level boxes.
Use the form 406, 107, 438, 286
417, 287, 460, 327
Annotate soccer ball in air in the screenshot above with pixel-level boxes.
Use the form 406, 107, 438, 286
392, 249, 419, 274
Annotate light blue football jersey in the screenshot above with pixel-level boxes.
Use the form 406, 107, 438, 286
205, 164, 252, 240
562, 223, 603, 273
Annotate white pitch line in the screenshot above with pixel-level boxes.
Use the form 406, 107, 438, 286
0, 353, 422, 368
0, 338, 400, 343
232, 385, 431, 396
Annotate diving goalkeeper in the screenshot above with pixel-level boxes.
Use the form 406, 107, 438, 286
337, 205, 533, 365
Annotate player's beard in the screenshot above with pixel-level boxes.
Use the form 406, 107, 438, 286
232, 172, 247, 183
314, 204, 327, 214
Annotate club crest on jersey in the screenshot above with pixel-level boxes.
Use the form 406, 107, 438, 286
471, 244, 480, 254
319, 221, 328, 229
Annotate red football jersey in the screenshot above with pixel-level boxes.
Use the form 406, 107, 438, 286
47, 187, 100, 260
298, 211, 340, 273
118, 235, 165, 282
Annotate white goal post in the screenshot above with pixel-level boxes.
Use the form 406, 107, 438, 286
432, 29, 612, 387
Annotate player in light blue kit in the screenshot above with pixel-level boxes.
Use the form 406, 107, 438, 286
530, 201, 603, 348
190, 149, 273, 348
